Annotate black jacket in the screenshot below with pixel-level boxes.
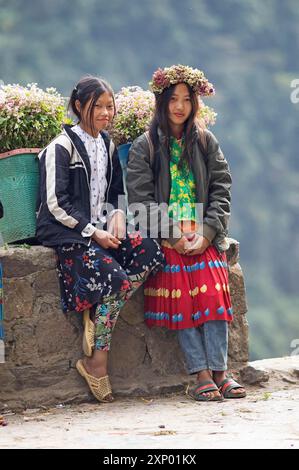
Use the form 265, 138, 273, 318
36, 125, 125, 247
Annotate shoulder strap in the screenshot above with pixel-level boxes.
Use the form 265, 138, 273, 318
144, 130, 154, 168
196, 125, 208, 164
199, 129, 208, 154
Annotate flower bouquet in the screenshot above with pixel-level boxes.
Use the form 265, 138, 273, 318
0, 83, 66, 153
109, 86, 155, 147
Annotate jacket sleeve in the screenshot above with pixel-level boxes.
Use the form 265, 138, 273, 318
42, 140, 92, 235
202, 130, 232, 242
126, 135, 182, 244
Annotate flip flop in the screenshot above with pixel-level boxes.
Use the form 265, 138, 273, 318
217, 378, 246, 399
187, 380, 224, 402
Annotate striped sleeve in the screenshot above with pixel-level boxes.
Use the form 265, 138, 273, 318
43, 141, 90, 233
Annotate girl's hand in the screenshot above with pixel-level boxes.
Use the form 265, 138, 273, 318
185, 235, 210, 255
107, 211, 126, 240
92, 229, 121, 249
173, 236, 188, 254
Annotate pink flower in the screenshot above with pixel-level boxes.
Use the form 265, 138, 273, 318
129, 231, 143, 248
153, 69, 169, 88
105, 313, 115, 329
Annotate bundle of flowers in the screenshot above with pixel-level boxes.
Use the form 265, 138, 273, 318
109, 86, 155, 146
198, 97, 217, 127
0, 83, 66, 152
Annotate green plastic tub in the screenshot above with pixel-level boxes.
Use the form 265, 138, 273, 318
0, 149, 40, 244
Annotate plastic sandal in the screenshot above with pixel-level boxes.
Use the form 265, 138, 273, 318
187, 380, 224, 402
217, 378, 246, 399
76, 359, 114, 403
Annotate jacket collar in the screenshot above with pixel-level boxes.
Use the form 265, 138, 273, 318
157, 127, 167, 144
157, 123, 199, 144
63, 124, 112, 157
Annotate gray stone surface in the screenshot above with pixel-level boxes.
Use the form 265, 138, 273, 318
1, 357, 299, 449
0, 239, 249, 409
240, 365, 270, 384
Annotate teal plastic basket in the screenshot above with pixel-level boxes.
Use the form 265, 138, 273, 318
0, 150, 40, 244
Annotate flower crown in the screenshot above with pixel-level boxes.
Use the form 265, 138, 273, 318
149, 64, 215, 96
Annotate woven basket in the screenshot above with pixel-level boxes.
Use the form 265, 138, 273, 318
0, 148, 40, 244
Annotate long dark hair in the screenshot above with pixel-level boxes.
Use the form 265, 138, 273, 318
149, 83, 206, 172
68, 75, 115, 136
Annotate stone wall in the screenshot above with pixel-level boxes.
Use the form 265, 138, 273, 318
0, 239, 249, 409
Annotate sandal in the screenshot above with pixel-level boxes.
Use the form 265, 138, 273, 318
217, 378, 246, 399
82, 309, 95, 357
187, 380, 224, 402
76, 359, 114, 403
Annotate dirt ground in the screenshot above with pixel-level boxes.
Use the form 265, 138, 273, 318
1, 357, 299, 449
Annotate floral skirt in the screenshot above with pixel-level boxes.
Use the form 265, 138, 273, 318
144, 241, 233, 330
55, 233, 164, 313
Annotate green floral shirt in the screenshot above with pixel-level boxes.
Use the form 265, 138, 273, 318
168, 136, 198, 223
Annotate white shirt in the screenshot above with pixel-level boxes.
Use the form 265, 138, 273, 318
72, 124, 108, 225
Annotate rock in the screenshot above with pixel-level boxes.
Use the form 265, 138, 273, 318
227, 262, 249, 367
240, 365, 270, 384
0, 242, 249, 409
226, 238, 240, 266
4, 278, 34, 321
228, 264, 248, 317
0, 246, 56, 278
282, 376, 297, 384
119, 287, 145, 326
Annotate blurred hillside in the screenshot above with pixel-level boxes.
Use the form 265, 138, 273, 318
0, 0, 299, 359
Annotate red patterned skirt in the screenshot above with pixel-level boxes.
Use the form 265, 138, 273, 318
144, 240, 233, 330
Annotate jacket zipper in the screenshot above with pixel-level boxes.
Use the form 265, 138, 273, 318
63, 131, 93, 245
105, 140, 114, 203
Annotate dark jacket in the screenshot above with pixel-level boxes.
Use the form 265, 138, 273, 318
126, 126, 232, 252
0, 201, 3, 219
36, 125, 125, 247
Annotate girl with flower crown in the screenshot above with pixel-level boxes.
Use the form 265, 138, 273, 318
127, 65, 246, 401
36, 75, 164, 403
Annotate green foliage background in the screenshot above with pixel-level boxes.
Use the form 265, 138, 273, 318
1, 0, 298, 359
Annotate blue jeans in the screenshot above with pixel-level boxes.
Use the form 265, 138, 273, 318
177, 321, 228, 374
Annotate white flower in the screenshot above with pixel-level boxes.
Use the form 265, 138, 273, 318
86, 260, 95, 269
87, 278, 102, 291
